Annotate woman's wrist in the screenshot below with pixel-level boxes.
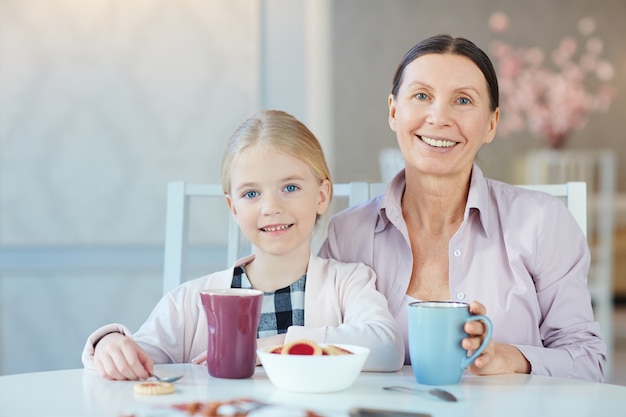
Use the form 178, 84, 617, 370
496, 343, 531, 374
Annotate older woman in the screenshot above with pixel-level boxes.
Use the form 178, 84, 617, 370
319, 34, 606, 382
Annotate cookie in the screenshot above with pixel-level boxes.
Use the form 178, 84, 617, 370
322, 344, 353, 356
133, 381, 175, 395
269, 346, 283, 354
280, 339, 322, 356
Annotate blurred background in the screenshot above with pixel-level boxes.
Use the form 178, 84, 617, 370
0, 0, 624, 382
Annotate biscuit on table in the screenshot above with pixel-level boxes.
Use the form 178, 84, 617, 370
280, 339, 323, 355
321, 344, 353, 356
133, 381, 175, 395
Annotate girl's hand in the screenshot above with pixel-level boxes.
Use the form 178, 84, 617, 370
93, 333, 153, 380
191, 351, 207, 365
256, 334, 287, 365
464, 301, 530, 375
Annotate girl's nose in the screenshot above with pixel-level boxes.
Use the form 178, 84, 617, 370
260, 193, 283, 215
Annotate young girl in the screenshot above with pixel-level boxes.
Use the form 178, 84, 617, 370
82, 109, 404, 380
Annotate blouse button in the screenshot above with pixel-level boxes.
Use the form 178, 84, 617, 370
456, 292, 465, 300
453, 249, 461, 257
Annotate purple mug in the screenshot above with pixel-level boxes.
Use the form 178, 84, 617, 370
200, 288, 263, 379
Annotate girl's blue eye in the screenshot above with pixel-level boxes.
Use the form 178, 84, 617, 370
244, 190, 258, 199
284, 184, 298, 193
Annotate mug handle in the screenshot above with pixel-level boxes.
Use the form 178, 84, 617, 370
461, 315, 493, 369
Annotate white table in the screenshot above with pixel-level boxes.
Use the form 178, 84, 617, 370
0, 364, 625, 417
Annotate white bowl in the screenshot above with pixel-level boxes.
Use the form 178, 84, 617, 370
256, 343, 370, 393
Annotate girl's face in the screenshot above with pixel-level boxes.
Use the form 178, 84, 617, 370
225, 143, 330, 258
388, 53, 499, 179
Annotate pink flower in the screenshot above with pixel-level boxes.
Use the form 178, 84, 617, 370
596, 61, 615, 81
587, 37, 604, 55
489, 12, 510, 33
488, 13, 615, 147
578, 17, 596, 36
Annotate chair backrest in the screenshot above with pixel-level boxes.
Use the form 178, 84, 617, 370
162, 181, 376, 294
369, 182, 387, 198
333, 182, 370, 206
162, 182, 243, 295
518, 182, 587, 237
379, 148, 404, 183
519, 149, 616, 376
372, 175, 588, 234
519, 178, 614, 377
521, 148, 615, 263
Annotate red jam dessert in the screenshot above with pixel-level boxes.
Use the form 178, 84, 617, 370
270, 339, 353, 356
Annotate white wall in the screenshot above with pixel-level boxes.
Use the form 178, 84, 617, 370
0, 0, 261, 374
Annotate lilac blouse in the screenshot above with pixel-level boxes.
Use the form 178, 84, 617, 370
319, 164, 606, 382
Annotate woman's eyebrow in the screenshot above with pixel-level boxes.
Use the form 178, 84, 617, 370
406, 81, 483, 96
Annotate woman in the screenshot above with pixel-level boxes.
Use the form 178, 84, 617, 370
319, 34, 606, 382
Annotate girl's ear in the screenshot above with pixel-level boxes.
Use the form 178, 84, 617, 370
225, 194, 238, 217
316, 179, 332, 215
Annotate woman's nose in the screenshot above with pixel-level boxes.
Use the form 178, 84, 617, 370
426, 101, 453, 127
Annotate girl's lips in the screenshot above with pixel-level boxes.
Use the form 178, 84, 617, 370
261, 224, 293, 232
419, 135, 457, 148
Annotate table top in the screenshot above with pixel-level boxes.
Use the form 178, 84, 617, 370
0, 364, 625, 417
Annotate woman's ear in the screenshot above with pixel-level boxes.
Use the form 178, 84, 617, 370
316, 179, 332, 215
388, 94, 397, 131
484, 108, 500, 144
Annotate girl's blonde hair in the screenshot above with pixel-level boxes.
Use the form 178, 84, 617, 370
221, 109, 333, 200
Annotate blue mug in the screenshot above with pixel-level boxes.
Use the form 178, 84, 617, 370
408, 301, 493, 385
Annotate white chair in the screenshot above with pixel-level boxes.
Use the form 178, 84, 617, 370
379, 148, 404, 183
518, 182, 588, 236
162, 182, 244, 295
521, 148, 617, 379
163, 181, 375, 295
370, 182, 387, 198
332, 182, 370, 206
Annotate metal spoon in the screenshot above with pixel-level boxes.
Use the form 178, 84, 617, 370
383, 385, 458, 402
152, 373, 184, 383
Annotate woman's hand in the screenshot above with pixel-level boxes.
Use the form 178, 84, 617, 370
464, 301, 530, 376
93, 333, 153, 380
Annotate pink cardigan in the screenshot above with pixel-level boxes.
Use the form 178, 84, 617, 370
82, 253, 404, 372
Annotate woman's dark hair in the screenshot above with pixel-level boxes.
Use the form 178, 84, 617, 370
390, 34, 499, 111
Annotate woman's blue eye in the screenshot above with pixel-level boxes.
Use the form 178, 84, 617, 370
458, 97, 471, 105
244, 190, 258, 199
284, 184, 298, 193
416, 93, 428, 100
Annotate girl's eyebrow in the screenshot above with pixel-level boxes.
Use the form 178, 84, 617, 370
233, 175, 307, 191
234, 182, 257, 190
280, 175, 306, 182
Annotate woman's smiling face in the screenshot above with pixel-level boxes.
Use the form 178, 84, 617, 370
388, 53, 499, 179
